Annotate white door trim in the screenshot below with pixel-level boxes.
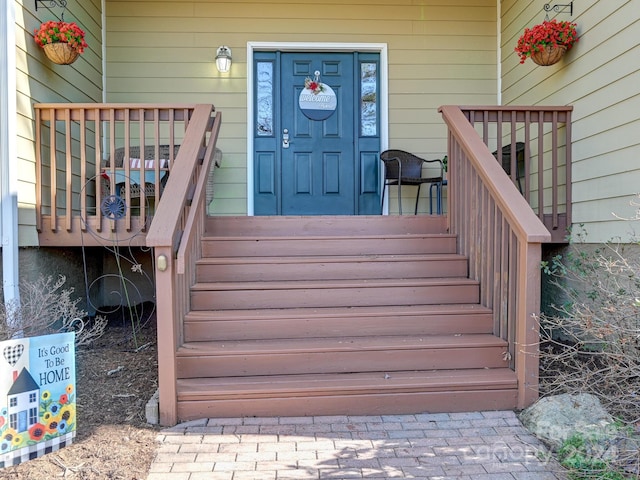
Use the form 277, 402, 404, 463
246, 42, 389, 216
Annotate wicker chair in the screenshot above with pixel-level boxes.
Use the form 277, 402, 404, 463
493, 142, 525, 193
380, 149, 444, 215
103, 144, 179, 198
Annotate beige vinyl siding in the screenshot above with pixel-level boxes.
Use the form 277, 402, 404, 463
16, 0, 103, 246
501, 0, 640, 243
105, 0, 497, 215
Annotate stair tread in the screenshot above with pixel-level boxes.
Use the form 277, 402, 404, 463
205, 215, 448, 237
177, 368, 517, 398
185, 303, 493, 321
197, 253, 466, 264
202, 233, 455, 241
192, 277, 478, 291
177, 333, 507, 356
204, 217, 448, 237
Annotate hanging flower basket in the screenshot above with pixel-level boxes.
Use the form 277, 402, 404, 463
42, 42, 80, 65
34, 20, 88, 65
514, 19, 578, 65
530, 43, 568, 66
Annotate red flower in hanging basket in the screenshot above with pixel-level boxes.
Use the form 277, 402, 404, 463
34, 20, 88, 54
514, 19, 578, 64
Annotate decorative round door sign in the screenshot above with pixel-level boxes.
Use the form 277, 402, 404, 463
299, 71, 337, 121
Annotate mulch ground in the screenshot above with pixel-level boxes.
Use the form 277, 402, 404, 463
3, 310, 160, 480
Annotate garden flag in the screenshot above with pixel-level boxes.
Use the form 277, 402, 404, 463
0, 332, 76, 468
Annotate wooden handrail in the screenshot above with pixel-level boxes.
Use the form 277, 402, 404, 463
439, 105, 551, 409
144, 104, 221, 426
175, 117, 222, 275
36, 103, 196, 122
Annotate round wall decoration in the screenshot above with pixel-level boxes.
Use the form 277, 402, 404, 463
299, 71, 337, 121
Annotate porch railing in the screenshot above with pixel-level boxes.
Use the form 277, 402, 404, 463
439, 105, 552, 408
34, 103, 221, 425
34, 104, 197, 245
145, 105, 222, 426
459, 106, 572, 243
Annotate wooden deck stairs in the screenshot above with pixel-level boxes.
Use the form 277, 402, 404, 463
175, 215, 518, 420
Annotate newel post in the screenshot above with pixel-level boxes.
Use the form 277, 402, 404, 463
155, 246, 178, 426
516, 241, 543, 409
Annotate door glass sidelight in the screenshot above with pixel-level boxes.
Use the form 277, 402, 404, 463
256, 61, 274, 136
360, 62, 377, 137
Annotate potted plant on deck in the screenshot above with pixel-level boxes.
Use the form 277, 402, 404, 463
515, 19, 578, 66
34, 20, 88, 65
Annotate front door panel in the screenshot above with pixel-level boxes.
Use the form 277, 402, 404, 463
281, 53, 355, 215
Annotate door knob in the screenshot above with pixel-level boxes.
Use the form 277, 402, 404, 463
282, 128, 290, 148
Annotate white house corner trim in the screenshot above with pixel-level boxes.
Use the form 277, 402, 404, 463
496, 0, 502, 105
101, 0, 107, 102
1, 0, 21, 319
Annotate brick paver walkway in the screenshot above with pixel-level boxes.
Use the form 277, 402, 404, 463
146, 411, 567, 479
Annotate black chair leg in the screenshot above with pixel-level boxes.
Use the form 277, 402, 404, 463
429, 183, 435, 214
430, 182, 442, 215
414, 184, 422, 215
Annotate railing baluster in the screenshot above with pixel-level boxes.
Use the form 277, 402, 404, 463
95, 108, 102, 231
35, 107, 42, 231
510, 112, 517, 185
49, 108, 57, 232
138, 107, 147, 225
169, 108, 175, 167
462, 167, 478, 278
480, 184, 489, 306
499, 218, 508, 339
154, 109, 161, 205
508, 230, 518, 366
124, 108, 132, 231
537, 115, 545, 223
482, 110, 489, 144
109, 108, 116, 232
524, 111, 531, 201
496, 110, 503, 179
491, 202, 501, 314
79, 108, 87, 230
64, 108, 72, 231
459, 149, 468, 255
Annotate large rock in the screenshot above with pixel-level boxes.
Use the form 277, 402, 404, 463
519, 393, 615, 451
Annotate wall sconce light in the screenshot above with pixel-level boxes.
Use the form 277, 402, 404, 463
215, 46, 232, 73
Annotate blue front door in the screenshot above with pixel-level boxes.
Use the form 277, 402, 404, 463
253, 51, 381, 215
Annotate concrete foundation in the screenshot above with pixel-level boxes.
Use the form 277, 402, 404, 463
146, 388, 160, 425
0, 246, 156, 316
